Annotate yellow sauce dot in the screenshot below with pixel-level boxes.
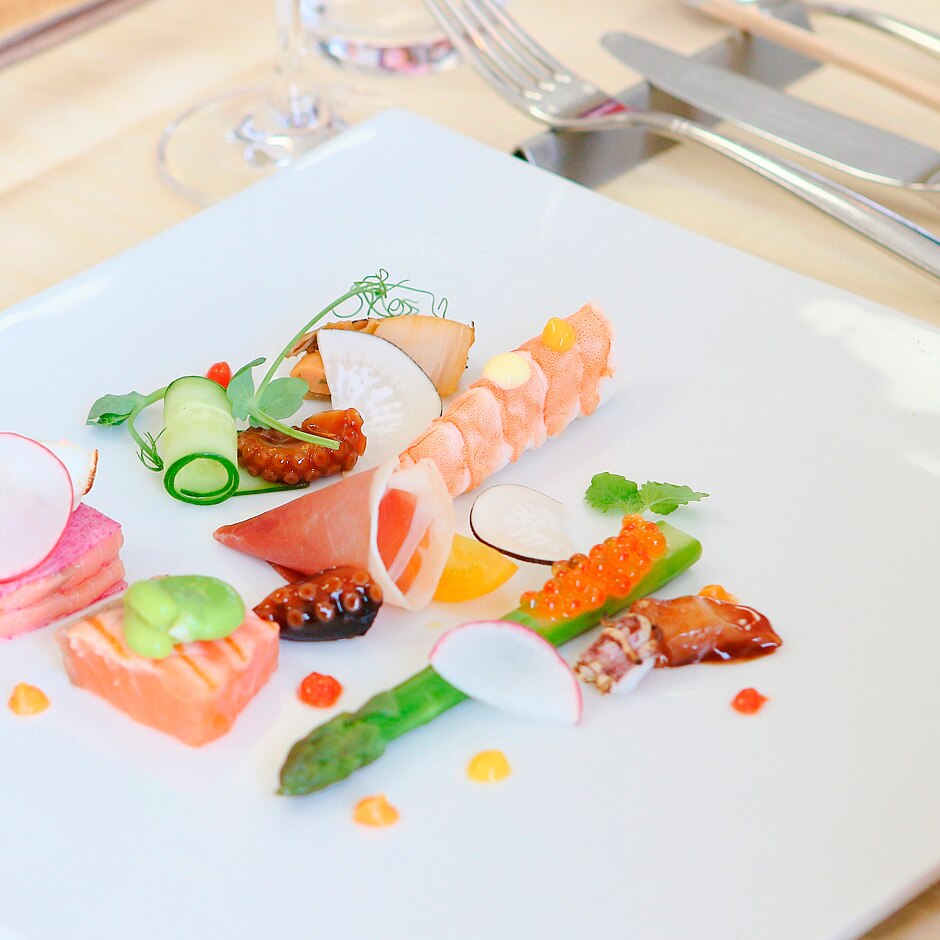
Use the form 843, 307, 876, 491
482, 352, 531, 390
698, 584, 739, 604
541, 317, 576, 353
8, 682, 50, 716
467, 749, 511, 783
353, 794, 399, 827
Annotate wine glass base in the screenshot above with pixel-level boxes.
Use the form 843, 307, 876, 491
315, 35, 456, 75
158, 84, 389, 204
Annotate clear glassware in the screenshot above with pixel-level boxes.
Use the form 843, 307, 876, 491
157, 0, 387, 204
309, 0, 457, 74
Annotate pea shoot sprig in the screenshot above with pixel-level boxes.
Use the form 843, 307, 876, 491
86, 270, 447, 468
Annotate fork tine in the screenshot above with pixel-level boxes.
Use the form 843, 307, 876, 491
425, 0, 536, 102
471, 0, 571, 78
459, 0, 555, 84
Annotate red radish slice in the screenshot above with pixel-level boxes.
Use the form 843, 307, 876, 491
469, 484, 574, 565
38, 440, 98, 510
429, 620, 582, 724
318, 329, 443, 471
0, 433, 74, 582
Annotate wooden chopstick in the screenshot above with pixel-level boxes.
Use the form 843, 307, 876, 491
0, 0, 149, 72
690, 0, 940, 112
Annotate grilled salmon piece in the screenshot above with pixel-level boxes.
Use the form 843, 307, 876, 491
59, 607, 278, 746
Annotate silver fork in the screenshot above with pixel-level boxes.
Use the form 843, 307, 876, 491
425, 0, 940, 281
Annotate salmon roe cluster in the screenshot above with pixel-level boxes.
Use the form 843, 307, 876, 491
519, 515, 667, 623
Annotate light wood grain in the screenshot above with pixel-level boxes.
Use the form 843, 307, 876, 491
0, 2, 937, 931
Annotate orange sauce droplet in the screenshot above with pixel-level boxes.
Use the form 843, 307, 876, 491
541, 317, 576, 352
353, 794, 400, 827
8, 682, 50, 716
731, 688, 768, 715
467, 749, 511, 783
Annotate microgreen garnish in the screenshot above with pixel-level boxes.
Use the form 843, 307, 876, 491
87, 387, 167, 471
87, 270, 447, 480
585, 473, 708, 516
234, 269, 448, 450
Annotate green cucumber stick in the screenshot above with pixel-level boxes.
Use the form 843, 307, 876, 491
278, 522, 702, 796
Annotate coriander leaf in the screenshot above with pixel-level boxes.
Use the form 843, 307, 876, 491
584, 472, 643, 513
227, 357, 264, 421
638, 482, 709, 516
258, 376, 307, 420
87, 392, 147, 427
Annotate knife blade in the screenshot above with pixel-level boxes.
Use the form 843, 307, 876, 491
514, 0, 818, 189
601, 32, 940, 190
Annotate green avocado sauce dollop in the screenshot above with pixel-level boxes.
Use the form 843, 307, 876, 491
122, 575, 245, 659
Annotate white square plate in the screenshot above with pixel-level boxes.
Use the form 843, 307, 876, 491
1, 111, 938, 940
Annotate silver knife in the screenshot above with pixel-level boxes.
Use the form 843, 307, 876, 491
602, 32, 940, 191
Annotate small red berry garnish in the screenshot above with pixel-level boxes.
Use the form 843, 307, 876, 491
205, 361, 232, 388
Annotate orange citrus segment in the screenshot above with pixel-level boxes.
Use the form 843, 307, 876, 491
433, 534, 518, 603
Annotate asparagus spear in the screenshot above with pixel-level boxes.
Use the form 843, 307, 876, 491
279, 521, 702, 795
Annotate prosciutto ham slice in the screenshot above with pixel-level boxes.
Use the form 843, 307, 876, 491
213, 458, 454, 611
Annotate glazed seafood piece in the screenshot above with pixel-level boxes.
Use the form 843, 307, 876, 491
254, 566, 384, 641
575, 595, 782, 694
214, 457, 455, 610
400, 303, 615, 498
290, 315, 476, 398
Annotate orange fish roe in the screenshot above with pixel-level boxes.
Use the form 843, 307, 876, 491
520, 514, 667, 623
8, 682, 50, 716
353, 794, 400, 827
731, 688, 768, 715
699, 584, 740, 604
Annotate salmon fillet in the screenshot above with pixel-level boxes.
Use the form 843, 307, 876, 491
59, 607, 279, 747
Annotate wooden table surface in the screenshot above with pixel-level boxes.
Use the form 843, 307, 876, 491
0, 1, 937, 935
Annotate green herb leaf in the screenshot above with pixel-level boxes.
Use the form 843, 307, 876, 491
638, 482, 709, 516
86, 392, 148, 427
584, 473, 644, 513
585, 473, 708, 516
258, 376, 307, 420
227, 357, 264, 421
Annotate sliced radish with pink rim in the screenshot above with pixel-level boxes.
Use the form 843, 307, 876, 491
429, 619, 582, 724
469, 484, 574, 565
0, 433, 74, 582
38, 440, 98, 510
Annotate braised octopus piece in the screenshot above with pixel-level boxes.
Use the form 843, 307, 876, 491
576, 596, 781, 694
237, 408, 366, 485
253, 566, 383, 641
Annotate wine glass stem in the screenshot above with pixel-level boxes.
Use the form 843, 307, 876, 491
273, 0, 321, 128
